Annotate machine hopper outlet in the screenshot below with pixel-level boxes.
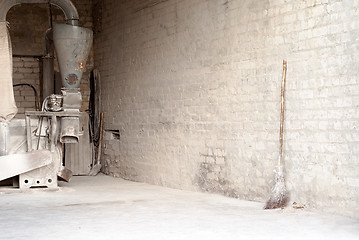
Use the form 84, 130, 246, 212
60, 117, 79, 144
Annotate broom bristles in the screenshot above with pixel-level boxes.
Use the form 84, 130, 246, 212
264, 165, 289, 209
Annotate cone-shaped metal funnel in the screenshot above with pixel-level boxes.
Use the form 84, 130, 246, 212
53, 23, 93, 88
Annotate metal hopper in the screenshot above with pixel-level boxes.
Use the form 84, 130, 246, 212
53, 23, 93, 89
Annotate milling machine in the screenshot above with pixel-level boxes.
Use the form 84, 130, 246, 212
0, 0, 93, 189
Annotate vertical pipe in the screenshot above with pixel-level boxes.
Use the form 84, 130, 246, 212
0, 122, 9, 156
25, 115, 32, 152
50, 116, 57, 152
42, 56, 54, 101
42, 27, 54, 101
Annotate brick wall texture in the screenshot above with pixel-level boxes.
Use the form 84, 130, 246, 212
7, 0, 93, 112
13, 57, 41, 118
95, 0, 359, 217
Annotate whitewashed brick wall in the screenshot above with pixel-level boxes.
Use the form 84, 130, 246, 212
94, 0, 359, 218
13, 57, 41, 118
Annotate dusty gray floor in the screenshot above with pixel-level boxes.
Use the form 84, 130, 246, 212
0, 174, 358, 240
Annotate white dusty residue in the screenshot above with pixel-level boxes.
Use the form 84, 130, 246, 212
0, 174, 358, 240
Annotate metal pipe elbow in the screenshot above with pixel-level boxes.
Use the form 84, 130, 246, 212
49, 0, 79, 26
0, 0, 79, 26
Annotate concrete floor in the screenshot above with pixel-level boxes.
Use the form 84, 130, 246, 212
0, 174, 358, 240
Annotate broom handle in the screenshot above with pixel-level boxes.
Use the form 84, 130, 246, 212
279, 60, 287, 165
96, 112, 104, 164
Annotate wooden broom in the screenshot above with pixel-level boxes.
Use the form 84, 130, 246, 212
264, 60, 289, 209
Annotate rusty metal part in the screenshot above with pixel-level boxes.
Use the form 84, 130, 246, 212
65, 74, 78, 86
58, 167, 73, 182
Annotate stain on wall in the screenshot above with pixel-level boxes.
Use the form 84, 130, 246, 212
94, 0, 359, 218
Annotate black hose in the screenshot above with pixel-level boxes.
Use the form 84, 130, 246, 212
48, 3, 53, 28
13, 83, 40, 111
88, 70, 96, 144
88, 70, 102, 147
